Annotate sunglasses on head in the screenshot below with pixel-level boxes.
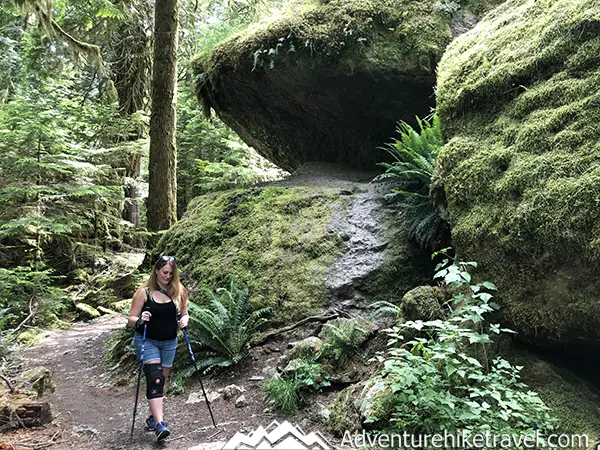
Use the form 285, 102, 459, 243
156, 255, 176, 264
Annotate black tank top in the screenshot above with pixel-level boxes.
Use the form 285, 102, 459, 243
136, 290, 178, 341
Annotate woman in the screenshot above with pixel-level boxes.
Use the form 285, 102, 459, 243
128, 255, 189, 441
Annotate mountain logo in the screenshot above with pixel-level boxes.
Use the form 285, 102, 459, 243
220, 420, 332, 449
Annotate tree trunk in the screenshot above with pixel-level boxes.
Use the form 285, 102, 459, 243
122, 154, 141, 227
147, 0, 179, 231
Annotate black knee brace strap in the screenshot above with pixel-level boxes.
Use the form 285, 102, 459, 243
143, 363, 165, 399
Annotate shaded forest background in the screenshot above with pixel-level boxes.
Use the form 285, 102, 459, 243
0, 0, 285, 337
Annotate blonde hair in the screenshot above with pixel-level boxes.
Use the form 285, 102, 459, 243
144, 258, 183, 312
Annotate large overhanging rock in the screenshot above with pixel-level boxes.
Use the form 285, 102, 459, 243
435, 0, 600, 347
194, 0, 502, 172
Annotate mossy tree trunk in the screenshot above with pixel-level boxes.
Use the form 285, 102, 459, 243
147, 0, 178, 231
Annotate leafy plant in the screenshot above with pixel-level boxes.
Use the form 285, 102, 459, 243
373, 114, 449, 250
366, 255, 557, 441
263, 359, 330, 413
183, 278, 270, 373
262, 376, 301, 413
176, 84, 285, 216
318, 319, 367, 367
0, 266, 70, 330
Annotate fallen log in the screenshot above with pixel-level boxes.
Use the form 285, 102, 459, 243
0, 394, 52, 429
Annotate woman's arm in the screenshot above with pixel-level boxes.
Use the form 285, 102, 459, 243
177, 286, 189, 329
127, 286, 148, 328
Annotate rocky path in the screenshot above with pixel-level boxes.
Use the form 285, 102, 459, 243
12, 317, 255, 449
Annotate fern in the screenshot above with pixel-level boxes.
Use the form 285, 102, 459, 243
373, 115, 449, 250
369, 300, 400, 319
185, 278, 270, 374
318, 320, 367, 367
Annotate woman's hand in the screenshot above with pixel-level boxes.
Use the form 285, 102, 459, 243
136, 310, 151, 327
177, 314, 189, 329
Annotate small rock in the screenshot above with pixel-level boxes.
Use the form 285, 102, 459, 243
73, 426, 99, 435
223, 384, 246, 399
289, 336, 323, 359
186, 391, 221, 404
249, 375, 266, 381
235, 394, 247, 408
317, 406, 330, 422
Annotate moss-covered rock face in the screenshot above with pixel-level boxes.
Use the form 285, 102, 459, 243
511, 349, 600, 436
162, 186, 340, 323
194, 0, 502, 172
156, 169, 428, 325
435, 0, 600, 347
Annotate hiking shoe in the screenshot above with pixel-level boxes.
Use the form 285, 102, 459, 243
155, 421, 170, 441
145, 415, 156, 431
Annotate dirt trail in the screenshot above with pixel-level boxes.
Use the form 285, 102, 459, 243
10, 315, 340, 450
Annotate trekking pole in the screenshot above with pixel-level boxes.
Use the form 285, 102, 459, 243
130, 322, 147, 441
182, 327, 217, 427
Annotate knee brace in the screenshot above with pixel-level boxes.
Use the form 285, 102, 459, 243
143, 363, 165, 399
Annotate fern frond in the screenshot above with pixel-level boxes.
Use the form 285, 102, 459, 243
373, 114, 448, 250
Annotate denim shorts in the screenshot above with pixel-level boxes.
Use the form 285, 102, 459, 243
133, 333, 178, 368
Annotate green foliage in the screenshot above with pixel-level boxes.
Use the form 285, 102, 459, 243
262, 376, 301, 413
369, 300, 400, 320
374, 115, 449, 250
318, 320, 366, 367
367, 256, 557, 442
176, 85, 284, 216
0, 266, 70, 330
0, 26, 146, 274
263, 359, 330, 413
182, 278, 270, 374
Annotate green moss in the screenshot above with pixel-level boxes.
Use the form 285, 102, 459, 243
75, 302, 101, 319
328, 385, 362, 435
401, 285, 445, 321
511, 350, 600, 437
16, 329, 45, 347
435, 0, 600, 344
157, 186, 343, 324
194, 0, 501, 87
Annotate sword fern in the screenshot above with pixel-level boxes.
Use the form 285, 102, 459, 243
374, 115, 449, 250
185, 278, 270, 373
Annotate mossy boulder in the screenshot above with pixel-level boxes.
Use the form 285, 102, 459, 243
328, 383, 363, 435
290, 336, 324, 360
194, 0, 502, 172
75, 302, 101, 320
435, 0, 600, 347
156, 175, 428, 326
400, 285, 445, 323
511, 349, 600, 437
